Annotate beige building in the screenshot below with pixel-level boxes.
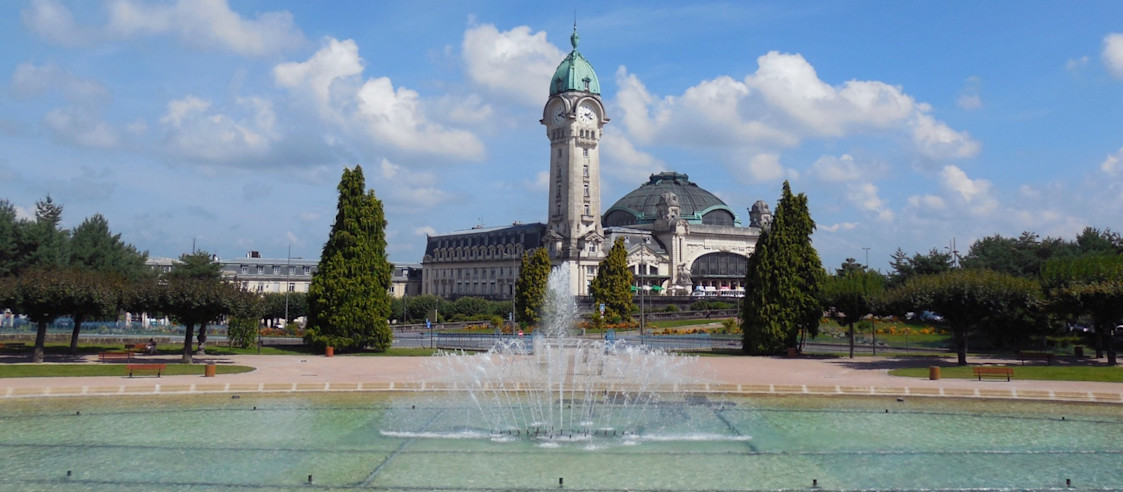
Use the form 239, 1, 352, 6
421, 27, 766, 300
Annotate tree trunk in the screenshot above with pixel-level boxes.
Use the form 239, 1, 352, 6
69, 314, 85, 355
182, 322, 195, 364
955, 327, 968, 366
848, 321, 855, 358
1107, 331, 1118, 366
33, 320, 48, 363
196, 324, 208, 355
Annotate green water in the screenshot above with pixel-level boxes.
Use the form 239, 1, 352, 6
0, 392, 1120, 491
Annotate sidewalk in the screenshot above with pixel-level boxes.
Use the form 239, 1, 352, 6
0, 353, 1120, 403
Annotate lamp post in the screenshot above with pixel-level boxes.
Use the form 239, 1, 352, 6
639, 237, 650, 346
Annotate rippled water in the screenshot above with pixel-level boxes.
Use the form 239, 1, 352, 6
0, 392, 1119, 491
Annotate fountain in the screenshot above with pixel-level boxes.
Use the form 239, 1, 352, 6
384, 266, 719, 443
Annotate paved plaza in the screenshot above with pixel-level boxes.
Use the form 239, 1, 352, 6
0, 353, 1120, 403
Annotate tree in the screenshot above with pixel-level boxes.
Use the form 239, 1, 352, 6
23, 196, 68, 270
741, 181, 824, 355
1041, 254, 1123, 365
0, 200, 22, 277
61, 270, 121, 355
69, 213, 150, 281
1073, 227, 1123, 256
835, 257, 866, 277
883, 269, 1040, 366
167, 251, 224, 355
514, 247, 551, 326
961, 232, 1072, 279
10, 269, 71, 363
305, 166, 393, 352
227, 287, 264, 349
888, 248, 953, 287
589, 237, 634, 322
821, 269, 885, 358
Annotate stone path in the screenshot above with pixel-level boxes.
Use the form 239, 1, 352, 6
0, 353, 1120, 403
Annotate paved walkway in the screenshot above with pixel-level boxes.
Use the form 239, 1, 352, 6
0, 352, 1120, 403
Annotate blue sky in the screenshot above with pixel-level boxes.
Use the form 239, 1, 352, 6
2, 1, 1122, 271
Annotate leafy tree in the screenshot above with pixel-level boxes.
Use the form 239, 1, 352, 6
23, 196, 68, 270
0, 200, 22, 276
167, 251, 224, 355
68, 213, 150, 281
821, 269, 885, 358
883, 269, 1040, 366
1041, 254, 1123, 365
406, 294, 446, 324
10, 269, 71, 363
589, 237, 634, 322
961, 232, 1073, 278
514, 248, 550, 326
261, 292, 307, 327
227, 287, 264, 349
835, 257, 866, 277
305, 166, 393, 352
61, 270, 121, 354
451, 296, 492, 319
888, 248, 954, 287
157, 276, 238, 363
741, 181, 824, 355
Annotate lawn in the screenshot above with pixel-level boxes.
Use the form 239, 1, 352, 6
889, 364, 1123, 382
0, 364, 255, 378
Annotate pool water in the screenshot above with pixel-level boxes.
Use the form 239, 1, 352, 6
0, 392, 1120, 491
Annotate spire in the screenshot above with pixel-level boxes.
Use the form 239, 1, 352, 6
570, 21, 579, 51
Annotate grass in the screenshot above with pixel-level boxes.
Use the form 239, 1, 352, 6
890, 364, 1123, 382
0, 364, 255, 378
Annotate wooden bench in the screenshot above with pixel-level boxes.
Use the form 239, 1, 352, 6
1016, 351, 1054, 365
98, 351, 134, 362
973, 366, 1013, 381
127, 364, 166, 378
0, 342, 26, 351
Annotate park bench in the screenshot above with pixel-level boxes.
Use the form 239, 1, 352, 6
1016, 351, 1054, 365
98, 351, 134, 362
126, 364, 166, 378
0, 342, 26, 351
972, 366, 1013, 381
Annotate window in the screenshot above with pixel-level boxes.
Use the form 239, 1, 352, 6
240, 265, 248, 274
256, 266, 264, 274
584, 204, 590, 216
288, 283, 295, 292
584, 185, 589, 197
583, 165, 588, 177
583, 148, 589, 157
289, 266, 295, 275
303, 266, 310, 275
273, 266, 280, 275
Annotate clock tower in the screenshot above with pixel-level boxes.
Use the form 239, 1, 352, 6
541, 24, 606, 294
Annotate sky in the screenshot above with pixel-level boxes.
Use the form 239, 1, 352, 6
2, 1, 1123, 272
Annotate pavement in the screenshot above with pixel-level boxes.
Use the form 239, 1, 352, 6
0, 351, 1121, 403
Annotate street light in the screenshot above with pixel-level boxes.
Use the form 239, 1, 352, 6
639, 237, 650, 346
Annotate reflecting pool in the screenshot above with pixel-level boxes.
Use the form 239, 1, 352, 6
0, 392, 1120, 491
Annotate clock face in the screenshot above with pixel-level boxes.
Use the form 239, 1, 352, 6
551, 105, 567, 126
578, 104, 596, 125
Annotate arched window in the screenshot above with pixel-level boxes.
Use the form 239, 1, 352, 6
690, 252, 748, 278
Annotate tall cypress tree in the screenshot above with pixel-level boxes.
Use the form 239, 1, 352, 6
742, 181, 824, 354
589, 237, 634, 321
514, 247, 551, 326
305, 166, 393, 351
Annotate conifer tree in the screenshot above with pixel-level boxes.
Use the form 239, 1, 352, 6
742, 181, 824, 354
305, 166, 393, 351
514, 247, 551, 326
589, 237, 634, 321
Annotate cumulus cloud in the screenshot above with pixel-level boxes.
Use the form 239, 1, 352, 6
743, 153, 787, 182
599, 132, 664, 183
1103, 33, 1123, 79
12, 63, 111, 102
22, 0, 304, 56
275, 37, 485, 160
611, 51, 979, 165
44, 107, 120, 148
413, 226, 437, 237
376, 159, 452, 213
158, 95, 276, 163
12, 63, 120, 149
939, 165, 997, 214
461, 24, 564, 106
811, 154, 893, 221
1065, 56, 1089, 72
811, 154, 860, 182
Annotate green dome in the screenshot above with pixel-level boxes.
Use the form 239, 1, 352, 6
550, 25, 600, 96
603, 172, 740, 227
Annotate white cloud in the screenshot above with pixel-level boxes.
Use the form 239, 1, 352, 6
376, 159, 451, 213
1065, 56, 1089, 72
599, 132, 664, 183
957, 76, 982, 110
414, 226, 437, 237
23, 0, 304, 56
845, 182, 894, 221
528, 170, 550, 192
908, 194, 946, 211
44, 106, 120, 148
1102, 146, 1123, 175
744, 153, 787, 182
12, 63, 111, 103
811, 154, 860, 182
158, 95, 276, 163
275, 37, 485, 160
20, 0, 91, 47
939, 165, 997, 214
461, 24, 563, 106
611, 51, 978, 164
1103, 33, 1123, 79
819, 222, 858, 233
